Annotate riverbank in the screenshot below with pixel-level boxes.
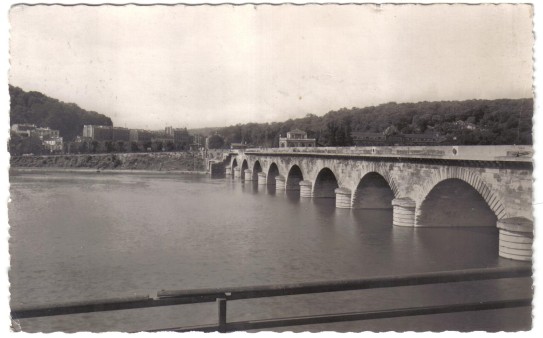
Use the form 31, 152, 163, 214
9, 152, 207, 172
10, 167, 208, 175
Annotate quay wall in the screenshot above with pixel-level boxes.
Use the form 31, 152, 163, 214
10, 152, 206, 171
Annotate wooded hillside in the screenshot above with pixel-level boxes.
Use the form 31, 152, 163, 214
9, 85, 113, 141
214, 98, 533, 147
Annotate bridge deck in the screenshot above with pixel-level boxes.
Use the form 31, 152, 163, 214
242, 145, 532, 163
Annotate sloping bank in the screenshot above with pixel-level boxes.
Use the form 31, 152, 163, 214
10, 152, 207, 173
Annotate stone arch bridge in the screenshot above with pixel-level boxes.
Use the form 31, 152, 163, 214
211, 145, 533, 261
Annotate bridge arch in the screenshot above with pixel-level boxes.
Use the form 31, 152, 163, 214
415, 167, 506, 223
417, 178, 497, 227
240, 159, 249, 180
267, 162, 280, 186
348, 162, 400, 198
252, 160, 263, 181
286, 164, 304, 191
352, 172, 395, 209
231, 158, 239, 176
313, 167, 339, 198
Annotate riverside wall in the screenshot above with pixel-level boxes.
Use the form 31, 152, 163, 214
10, 152, 206, 172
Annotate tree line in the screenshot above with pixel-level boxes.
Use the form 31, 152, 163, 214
208, 98, 532, 148
9, 85, 533, 149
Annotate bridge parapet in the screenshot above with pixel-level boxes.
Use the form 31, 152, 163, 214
244, 145, 532, 163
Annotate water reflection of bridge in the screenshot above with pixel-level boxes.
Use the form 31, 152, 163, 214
219, 146, 533, 261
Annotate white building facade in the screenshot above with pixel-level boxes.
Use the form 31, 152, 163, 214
279, 129, 316, 148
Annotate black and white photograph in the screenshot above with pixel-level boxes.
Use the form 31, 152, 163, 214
2, 1, 540, 334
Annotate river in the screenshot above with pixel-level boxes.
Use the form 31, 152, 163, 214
8, 170, 532, 332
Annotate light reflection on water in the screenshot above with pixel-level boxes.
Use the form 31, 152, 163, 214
8, 171, 531, 332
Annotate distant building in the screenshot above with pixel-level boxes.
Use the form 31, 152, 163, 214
112, 127, 130, 142
129, 129, 152, 142
351, 129, 446, 146
34, 127, 60, 140
173, 128, 191, 145
190, 134, 204, 151
165, 126, 173, 136
82, 125, 92, 138
43, 137, 63, 153
193, 134, 204, 147
279, 129, 316, 148
82, 125, 130, 142
11, 124, 37, 137
402, 133, 447, 144
350, 132, 386, 145
11, 124, 63, 152
152, 133, 174, 144
11, 124, 61, 140
83, 125, 111, 141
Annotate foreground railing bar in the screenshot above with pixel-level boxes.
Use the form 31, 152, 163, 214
156, 298, 532, 333
11, 295, 219, 320
158, 266, 532, 300
11, 266, 531, 320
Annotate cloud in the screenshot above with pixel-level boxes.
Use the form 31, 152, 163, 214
9, 4, 533, 129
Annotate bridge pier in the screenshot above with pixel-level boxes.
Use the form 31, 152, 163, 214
335, 188, 352, 208
275, 176, 286, 191
257, 172, 267, 185
497, 218, 533, 261
392, 198, 416, 227
299, 180, 312, 198
225, 166, 231, 177
233, 167, 241, 179
244, 169, 253, 181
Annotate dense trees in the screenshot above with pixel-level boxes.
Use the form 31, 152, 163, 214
207, 135, 225, 149
9, 85, 113, 141
8, 134, 45, 155
211, 98, 533, 147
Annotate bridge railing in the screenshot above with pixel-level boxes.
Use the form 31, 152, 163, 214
11, 266, 532, 332
243, 145, 533, 162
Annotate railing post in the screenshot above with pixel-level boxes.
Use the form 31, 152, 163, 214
217, 297, 227, 333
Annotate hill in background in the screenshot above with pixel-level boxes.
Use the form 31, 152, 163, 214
9, 85, 113, 141
214, 98, 533, 147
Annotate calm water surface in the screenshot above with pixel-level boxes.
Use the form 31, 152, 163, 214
8, 170, 532, 332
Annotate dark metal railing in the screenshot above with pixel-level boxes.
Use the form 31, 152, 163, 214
11, 266, 532, 332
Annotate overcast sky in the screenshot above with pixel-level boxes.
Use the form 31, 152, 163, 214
9, 4, 534, 130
